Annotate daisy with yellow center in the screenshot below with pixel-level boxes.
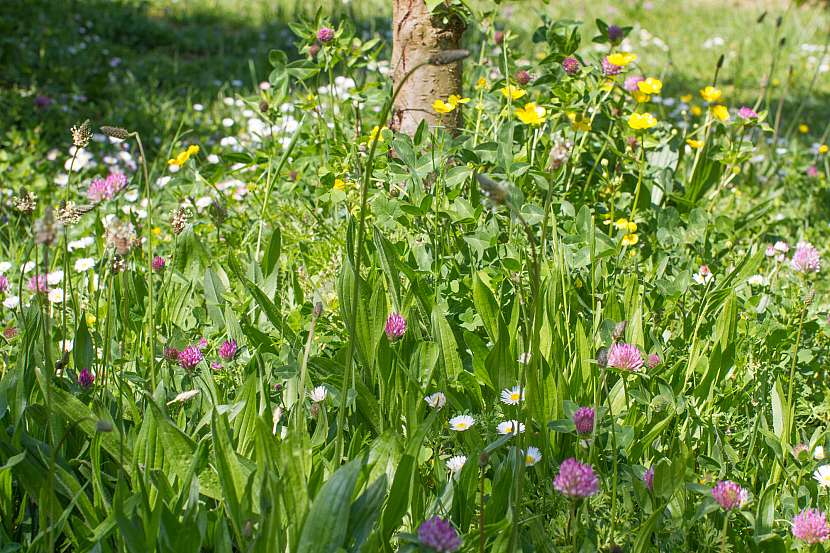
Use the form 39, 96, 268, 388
686, 138, 704, 149
524, 446, 542, 467
710, 105, 730, 121
628, 112, 657, 130
500, 385, 524, 405
500, 85, 526, 101
515, 103, 546, 125
699, 86, 722, 103
607, 52, 637, 66
449, 415, 475, 432
475, 77, 488, 90
637, 77, 663, 95
814, 465, 830, 487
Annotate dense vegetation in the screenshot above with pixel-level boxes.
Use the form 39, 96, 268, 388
2, 1, 830, 551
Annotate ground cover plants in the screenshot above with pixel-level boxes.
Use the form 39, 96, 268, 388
2, 0, 830, 551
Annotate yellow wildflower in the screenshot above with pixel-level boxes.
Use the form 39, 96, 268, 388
515, 103, 546, 125
819, 144, 829, 155
433, 99, 455, 114
607, 52, 637, 67
333, 178, 347, 191
633, 91, 650, 104
628, 112, 657, 130
85, 313, 96, 326
448, 95, 470, 107
686, 138, 704, 149
151, 226, 162, 236
637, 77, 663, 95
710, 105, 730, 121
690, 105, 702, 117
699, 86, 722, 103
500, 85, 526, 101
799, 124, 809, 134
614, 218, 630, 230
622, 233, 639, 246
680, 94, 693, 103
186, 145, 200, 156
567, 112, 591, 132
367, 125, 386, 144
476, 77, 488, 90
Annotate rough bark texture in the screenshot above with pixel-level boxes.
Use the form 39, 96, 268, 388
390, 0, 465, 136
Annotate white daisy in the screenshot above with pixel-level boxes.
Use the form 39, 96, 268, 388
207, 154, 220, 164
747, 274, 767, 287
446, 455, 466, 474
46, 270, 64, 285
74, 258, 95, 272
48, 288, 65, 304
449, 415, 475, 432
815, 465, 830, 487
496, 420, 526, 436
424, 392, 446, 410
3, 295, 20, 309
524, 446, 542, 466
222, 117, 234, 128
500, 385, 524, 406
0, 261, 11, 274
309, 386, 327, 403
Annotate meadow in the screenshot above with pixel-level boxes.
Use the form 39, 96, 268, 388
1, 0, 830, 551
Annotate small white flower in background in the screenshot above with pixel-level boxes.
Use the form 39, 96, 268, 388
424, 392, 446, 410
156, 176, 171, 188
272, 405, 283, 435
222, 117, 234, 128
747, 274, 767, 287
310, 386, 327, 403
46, 270, 64, 285
47, 149, 60, 161
0, 261, 11, 274
22, 262, 35, 273
193, 103, 204, 112
449, 415, 475, 432
815, 445, 826, 460
124, 190, 139, 203
524, 446, 542, 466
68, 236, 94, 251
259, 81, 271, 91
242, 109, 254, 118
48, 288, 65, 304
815, 464, 830, 487
168, 164, 180, 174
500, 385, 524, 406
74, 258, 95, 272
517, 352, 531, 364
496, 420, 526, 436
168, 389, 200, 405
54, 173, 69, 187
194, 196, 213, 211
446, 455, 466, 474
222, 97, 234, 106
220, 136, 238, 148
61, 339, 73, 352
207, 154, 220, 164
3, 296, 20, 309
692, 265, 714, 286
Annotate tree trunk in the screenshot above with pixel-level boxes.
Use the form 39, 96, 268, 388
390, 0, 465, 136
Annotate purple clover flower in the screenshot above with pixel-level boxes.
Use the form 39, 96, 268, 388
646, 353, 660, 369
711, 480, 749, 510
28, 274, 48, 293
624, 75, 645, 93
152, 256, 166, 271
793, 508, 830, 544
607, 342, 644, 371
178, 345, 203, 370
737, 106, 758, 120
572, 406, 595, 435
316, 27, 335, 43
791, 241, 821, 273
607, 24, 624, 44
78, 368, 95, 388
218, 339, 237, 361
807, 165, 819, 178
554, 458, 599, 498
0, 275, 8, 293
602, 57, 622, 76
163, 347, 180, 362
417, 516, 461, 552
87, 172, 127, 202
562, 57, 580, 75
385, 312, 407, 341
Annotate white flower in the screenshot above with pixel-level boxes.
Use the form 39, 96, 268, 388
74, 258, 95, 272
48, 288, 65, 304
68, 236, 94, 251
449, 415, 475, 432
61, 339, 73, 352
222, 97, 234, 106
309, 386, 327, 403
0, 261, 11, 274
195, 196, 213, 211
168, 389, 200, 405
222, 117, 234, 128
424, 392, 446, 410
22, 262, 35, 273
774, 241, 789, 253
193, 103, 204, 112
46, 270, 64, 285
496, 420, 526, 436
747, 274, 767, 287
207, 154, 220, 164
124, 190, 139, 203
168, 164, 180, 174
500, 385, 524, 406
3, 295, 20, 309
815, 465, 830, 487
692, 265, 714, 285
524, 446, 542, 466
446, 455, 466, 474
156, 176, 172, 188
816, 446, 826, 460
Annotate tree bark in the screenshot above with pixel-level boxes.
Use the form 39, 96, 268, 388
390, 0, 465, 136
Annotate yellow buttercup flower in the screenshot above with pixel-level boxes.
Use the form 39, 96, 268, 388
614, 218, 629, 230
448, 95, 470, 107
710, 105, 730, 121
151, 226, 162, 236
628, 112, 657, 130
607, 52, 637, 67
699, 86, 722, 103
333, 178, 347, 191
622, 233, 639, 246
476, 77, 488, 90
690, 105, 702, 117
799, 124, 809, 134
515, 103, 546, 125
85, 313, 96, 326
167, 145, 199, 166
819, 144, 829, 155
686, 138, 704, 149
186, 145, 200, 156
614, 218, 637, 233
680, 94, 693, 103
500, 85, 526, 101
567, 112, 591, 132
633, 91, 650, 104
433, 99, 455, 114
637, 77, 663, 95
